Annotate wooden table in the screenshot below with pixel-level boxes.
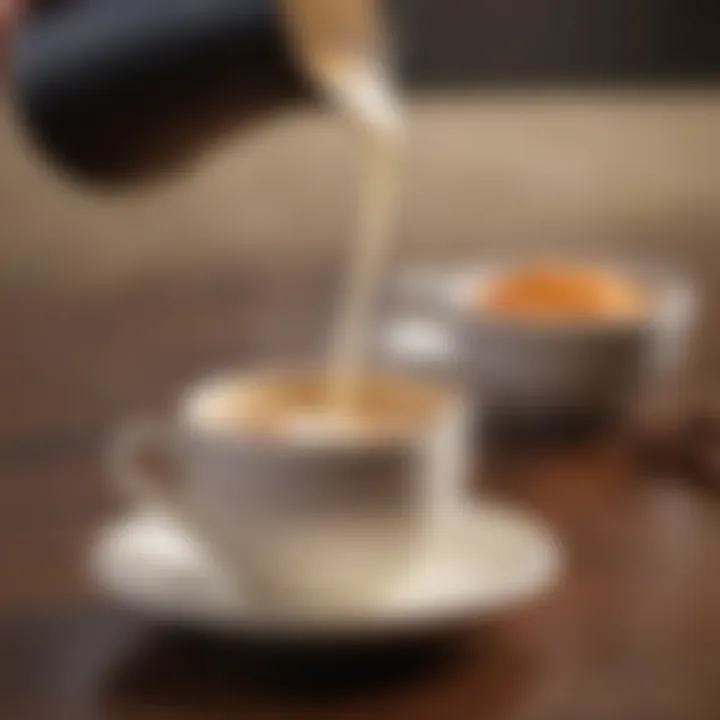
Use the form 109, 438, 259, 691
1, 264, 720, 720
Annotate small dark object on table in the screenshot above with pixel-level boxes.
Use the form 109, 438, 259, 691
631, 394, 720, 491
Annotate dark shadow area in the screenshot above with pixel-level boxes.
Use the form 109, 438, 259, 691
482, 408, 624, 453
0, 609, 543, 716
391, 0, 720, 88
100, 620, 543, 715
101, 625, 471, 709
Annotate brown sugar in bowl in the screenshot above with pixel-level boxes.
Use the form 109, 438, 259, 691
477, 264, 649, 323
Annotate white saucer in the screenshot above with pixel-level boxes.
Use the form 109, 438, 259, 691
91, 503, 563, 639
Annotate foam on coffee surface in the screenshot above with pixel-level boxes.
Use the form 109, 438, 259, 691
191, 374, 444, 444
277, 410, 383, 441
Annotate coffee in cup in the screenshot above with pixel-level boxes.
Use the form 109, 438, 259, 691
196, 372, 445, 440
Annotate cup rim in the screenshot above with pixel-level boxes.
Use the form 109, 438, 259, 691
177, 366, 463, 452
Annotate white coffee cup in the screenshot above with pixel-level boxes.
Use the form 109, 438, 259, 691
109, 369, 470, 613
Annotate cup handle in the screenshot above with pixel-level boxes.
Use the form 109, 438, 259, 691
108, 420, 181, 511
108, 420, 241, 584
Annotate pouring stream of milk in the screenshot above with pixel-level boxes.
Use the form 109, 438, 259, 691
283, 0, 404, 411
326, 62, 403, 408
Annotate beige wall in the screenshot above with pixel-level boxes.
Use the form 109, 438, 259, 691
0, 89, 718, 297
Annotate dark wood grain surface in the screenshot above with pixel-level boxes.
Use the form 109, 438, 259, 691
0, 260, 719, 720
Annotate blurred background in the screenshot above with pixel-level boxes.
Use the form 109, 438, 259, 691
0, 3, 720, 718
0, 0, 718, 600
395, 0, 720, 86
